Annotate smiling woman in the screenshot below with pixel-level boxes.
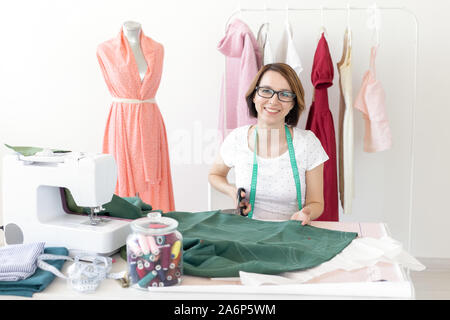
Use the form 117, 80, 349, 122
246, 63, 305, 127
208, 63, 329, 224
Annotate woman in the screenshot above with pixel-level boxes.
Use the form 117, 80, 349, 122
209, 63, 329, 225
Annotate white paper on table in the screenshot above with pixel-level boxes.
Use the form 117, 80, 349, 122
239, 236, 426, 286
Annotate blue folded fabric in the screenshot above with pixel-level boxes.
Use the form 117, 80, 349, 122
0, 247, 68, 297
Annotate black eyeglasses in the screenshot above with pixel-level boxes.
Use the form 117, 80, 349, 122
255, 86, 296, 102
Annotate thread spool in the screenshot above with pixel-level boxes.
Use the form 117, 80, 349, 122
156, 267, 166, 281
128, 255, 139, 283
163, 278, 178, 286
170, 251, 182, 269
166, 266, 182, 280
128, 240, 143, 257
166, 268, 175, 278
160, 244, 171, 270
149, 278, 159, 287
149, 253, 160, 262
143, 260, 154, 272
137, 270, 157, 288
146, 235, 160, 255
136, 260, 148, 279
164, 232, 178, 245
171, 240, 181, 259
142, 253, 151, 261
138, 234, 150, 255
128, 253, 138, 263
156, 235, 165, 245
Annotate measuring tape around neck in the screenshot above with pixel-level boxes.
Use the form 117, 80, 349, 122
248, 125, 302, 219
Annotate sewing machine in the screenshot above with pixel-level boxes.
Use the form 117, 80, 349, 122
2, 152, 131, 256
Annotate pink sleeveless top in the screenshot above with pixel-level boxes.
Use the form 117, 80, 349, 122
354, 46, 392, 152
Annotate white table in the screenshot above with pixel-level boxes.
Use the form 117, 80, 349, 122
0, 222, 415, 300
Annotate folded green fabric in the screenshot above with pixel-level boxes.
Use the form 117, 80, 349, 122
4, 144, 70, 156
0, 247, 68, 297
64, 189, 155, 220
66, 191, 357, 278
164, 211, 358, 278
65, 190, 158, 259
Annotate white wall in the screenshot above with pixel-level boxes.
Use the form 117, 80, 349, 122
0, 0, 449, 258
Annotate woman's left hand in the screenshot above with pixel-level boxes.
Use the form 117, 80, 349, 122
290, 207, 312, 225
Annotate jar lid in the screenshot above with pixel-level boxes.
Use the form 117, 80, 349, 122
130, 212, 179, 235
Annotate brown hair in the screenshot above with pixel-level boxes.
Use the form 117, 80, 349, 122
245, 63, 306, 126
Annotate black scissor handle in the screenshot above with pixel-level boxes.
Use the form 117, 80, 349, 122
237, 187, 248, 217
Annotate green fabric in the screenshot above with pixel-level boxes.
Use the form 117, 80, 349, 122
64, 190, 159, 257
164, 211, 358, 278
0, 247, 68, 297
64, 191, 357, 278
64, 188, 156, 220
4, 144, 70, 156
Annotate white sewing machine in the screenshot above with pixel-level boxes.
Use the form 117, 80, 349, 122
2, 151, 131, 256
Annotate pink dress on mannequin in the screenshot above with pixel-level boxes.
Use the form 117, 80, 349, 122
97, 28, 175, 212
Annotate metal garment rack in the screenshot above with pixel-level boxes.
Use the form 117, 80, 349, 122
224, 5, 419, 255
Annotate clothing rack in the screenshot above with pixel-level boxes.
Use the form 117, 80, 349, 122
224, 5, 419, 256
225, 4, 415, 22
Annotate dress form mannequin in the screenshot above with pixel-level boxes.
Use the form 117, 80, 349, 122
123, 21, 148, 82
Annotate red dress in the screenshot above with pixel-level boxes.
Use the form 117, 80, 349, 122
306, 33, 339, 221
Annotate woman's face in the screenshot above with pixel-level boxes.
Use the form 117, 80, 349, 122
253, 70, 295, 127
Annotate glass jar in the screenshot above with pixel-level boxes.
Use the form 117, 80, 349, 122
126, 212, 182, 289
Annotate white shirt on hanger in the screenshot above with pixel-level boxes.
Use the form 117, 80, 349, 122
277, 20, 303, 75
256, 22, 274, 65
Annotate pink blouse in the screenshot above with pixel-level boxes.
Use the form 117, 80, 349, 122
354, 46, 392, 152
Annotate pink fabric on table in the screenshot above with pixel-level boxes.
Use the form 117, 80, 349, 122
217, 19, 261, 141
97, 28, 175, 212
306, 222, 402, 285
354, 46, 392, 153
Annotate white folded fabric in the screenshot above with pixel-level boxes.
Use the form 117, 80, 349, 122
0, 242, 45, 281
239, 236, 425, 286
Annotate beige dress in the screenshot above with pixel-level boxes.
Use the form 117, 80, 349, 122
337, 29, 354, 214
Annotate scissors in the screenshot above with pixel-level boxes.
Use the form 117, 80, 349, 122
236, 187, 249, 217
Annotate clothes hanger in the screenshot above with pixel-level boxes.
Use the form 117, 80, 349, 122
285, 3, 290, 25
367, 3, 381, 47
347, 3, 352, 47
283, 3, 292, 34
374, 3, 380, 47
261, 2, 271, 34
257, 3, 270, 46
224, 2, 242, 32
317, 5, 328, 41
264, 2, 268, 25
